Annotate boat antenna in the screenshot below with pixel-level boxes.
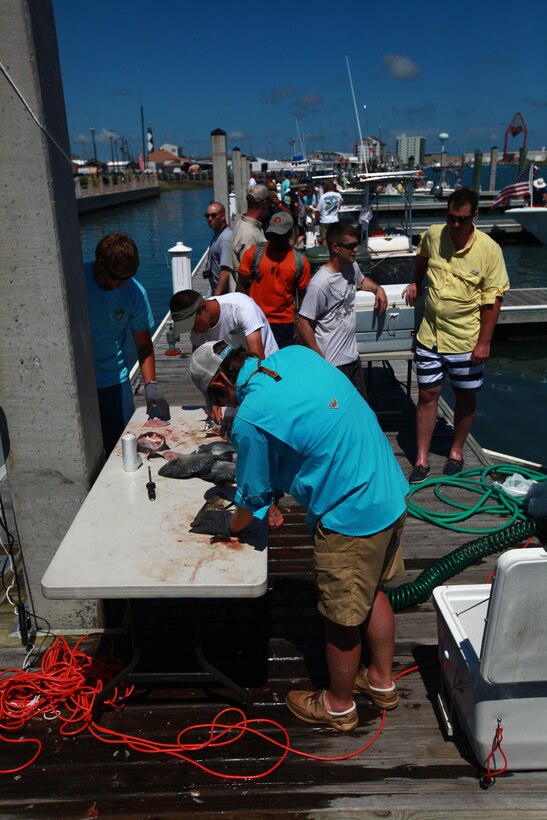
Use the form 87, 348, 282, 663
295, 116, 306, 159
346, 56, 368, 175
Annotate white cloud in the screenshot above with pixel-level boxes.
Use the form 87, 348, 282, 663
382, 54, 421, 79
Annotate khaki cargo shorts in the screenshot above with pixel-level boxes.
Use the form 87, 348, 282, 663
313, 510, 406, 627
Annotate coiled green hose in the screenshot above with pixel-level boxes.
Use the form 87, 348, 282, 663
386, 464, 546, 612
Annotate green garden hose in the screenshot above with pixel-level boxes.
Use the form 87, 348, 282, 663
386, 464, 547, 612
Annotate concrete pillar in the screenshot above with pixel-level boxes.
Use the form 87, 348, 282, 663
211, 128, 228, 214
472, 151, 483, 192
231, 147, 243, 215
488, 147, 498, 193
0, 0, 104, 631
241, 155, 250, 191
518, 147, 527, 174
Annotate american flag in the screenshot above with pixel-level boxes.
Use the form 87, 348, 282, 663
493, 167, 532, 207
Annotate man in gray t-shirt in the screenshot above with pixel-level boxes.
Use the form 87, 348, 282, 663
298, 223, 387, 397
204, 202, 234, 295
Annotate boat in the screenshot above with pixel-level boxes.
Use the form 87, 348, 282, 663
504, 207, 547, 244
344, 170, 420, 284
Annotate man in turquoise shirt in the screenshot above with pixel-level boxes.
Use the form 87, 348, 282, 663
190, 342, 408, 731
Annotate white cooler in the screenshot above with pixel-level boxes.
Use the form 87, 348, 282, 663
355, 285, 424, 354
432, 548, 547, 771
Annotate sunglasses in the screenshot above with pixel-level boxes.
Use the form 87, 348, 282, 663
204, 212, 222, 219
447, 213, 473, 224
336, 241, 359, 250
105, 266, 135, 282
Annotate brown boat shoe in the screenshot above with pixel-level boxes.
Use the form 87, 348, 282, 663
353, 668, 400, 710
285, 689, 358, 731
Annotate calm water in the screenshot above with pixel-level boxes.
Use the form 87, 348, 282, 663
79, 187, 547, 465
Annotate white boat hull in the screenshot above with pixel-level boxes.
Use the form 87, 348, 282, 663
506, 207, 547, 244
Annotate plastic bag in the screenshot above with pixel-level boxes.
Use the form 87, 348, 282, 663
497, 473, 537, 498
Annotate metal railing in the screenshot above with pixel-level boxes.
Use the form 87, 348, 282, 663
74, 173, 159, 199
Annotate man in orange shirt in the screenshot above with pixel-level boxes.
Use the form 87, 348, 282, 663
237, 211, 311, 348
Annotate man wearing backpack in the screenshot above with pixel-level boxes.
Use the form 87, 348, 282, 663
237, 211, 312, 348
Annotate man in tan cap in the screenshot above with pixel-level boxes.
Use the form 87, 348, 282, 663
532, 177, 547, 207
229, 184, 270, 272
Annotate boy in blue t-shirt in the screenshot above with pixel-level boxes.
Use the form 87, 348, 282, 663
85, 232, 170, 455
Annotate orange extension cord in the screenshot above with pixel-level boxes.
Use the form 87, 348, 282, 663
0, 635, 426, 779
2, 534, 524, 781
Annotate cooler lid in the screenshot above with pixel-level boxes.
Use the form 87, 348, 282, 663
355, 284, 409, 309
480, 548, 547, 685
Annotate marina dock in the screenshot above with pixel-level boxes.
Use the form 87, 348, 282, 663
75, 174, 160, 214
2, 259, 545, 815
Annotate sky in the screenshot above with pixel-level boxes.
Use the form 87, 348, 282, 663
51, 0, 547, 163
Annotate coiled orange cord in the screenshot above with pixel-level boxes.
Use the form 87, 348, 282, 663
0, 637, 430, 779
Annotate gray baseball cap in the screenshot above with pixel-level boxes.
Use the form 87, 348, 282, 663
266, 210, 294, 235
247, 184, 269, 202
171, 293, 204, 334
190, 341, 235, 397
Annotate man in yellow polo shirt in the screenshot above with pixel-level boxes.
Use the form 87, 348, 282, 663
403, 188, 509, 483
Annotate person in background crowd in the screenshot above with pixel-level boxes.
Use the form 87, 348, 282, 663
296, 185, 308, 247
84, 232, 170, 456
203, 201, 234, 296
532, 177, 547, 207
280, 170, 292, 199
229, 185, 269, 273
403, 187, 510, 484
315, 180, 344, 246
238, 211, 311, 348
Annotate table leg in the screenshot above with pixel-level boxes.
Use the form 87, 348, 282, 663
191, 601, 253, 710
93, 599, 253, 721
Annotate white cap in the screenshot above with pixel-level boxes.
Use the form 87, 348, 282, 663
189, 341, 234, 397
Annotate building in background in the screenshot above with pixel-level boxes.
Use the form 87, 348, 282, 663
355, 136, 384, 167
396, 134, 425, 167
160, 143, 185, 157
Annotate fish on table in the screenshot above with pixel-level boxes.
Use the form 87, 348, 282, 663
158, 454, 236, 484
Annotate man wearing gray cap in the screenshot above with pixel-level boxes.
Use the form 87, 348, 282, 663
170, 290, 277, 358
229, 184, 270, 273
188, 340, 408, 731
170, 289, 278, 424
237, 210, 311, 348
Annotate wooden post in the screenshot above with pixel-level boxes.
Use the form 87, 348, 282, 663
232, 147, 242, 215
488, 147, 498, 193
211, 128, 228, 214
240, 154, 249, 194
472, 151, 483, 192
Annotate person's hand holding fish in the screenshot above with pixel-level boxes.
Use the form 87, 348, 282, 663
220, 407, 237, 439
144, 380, 171, 421
210, 404, 223, 426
